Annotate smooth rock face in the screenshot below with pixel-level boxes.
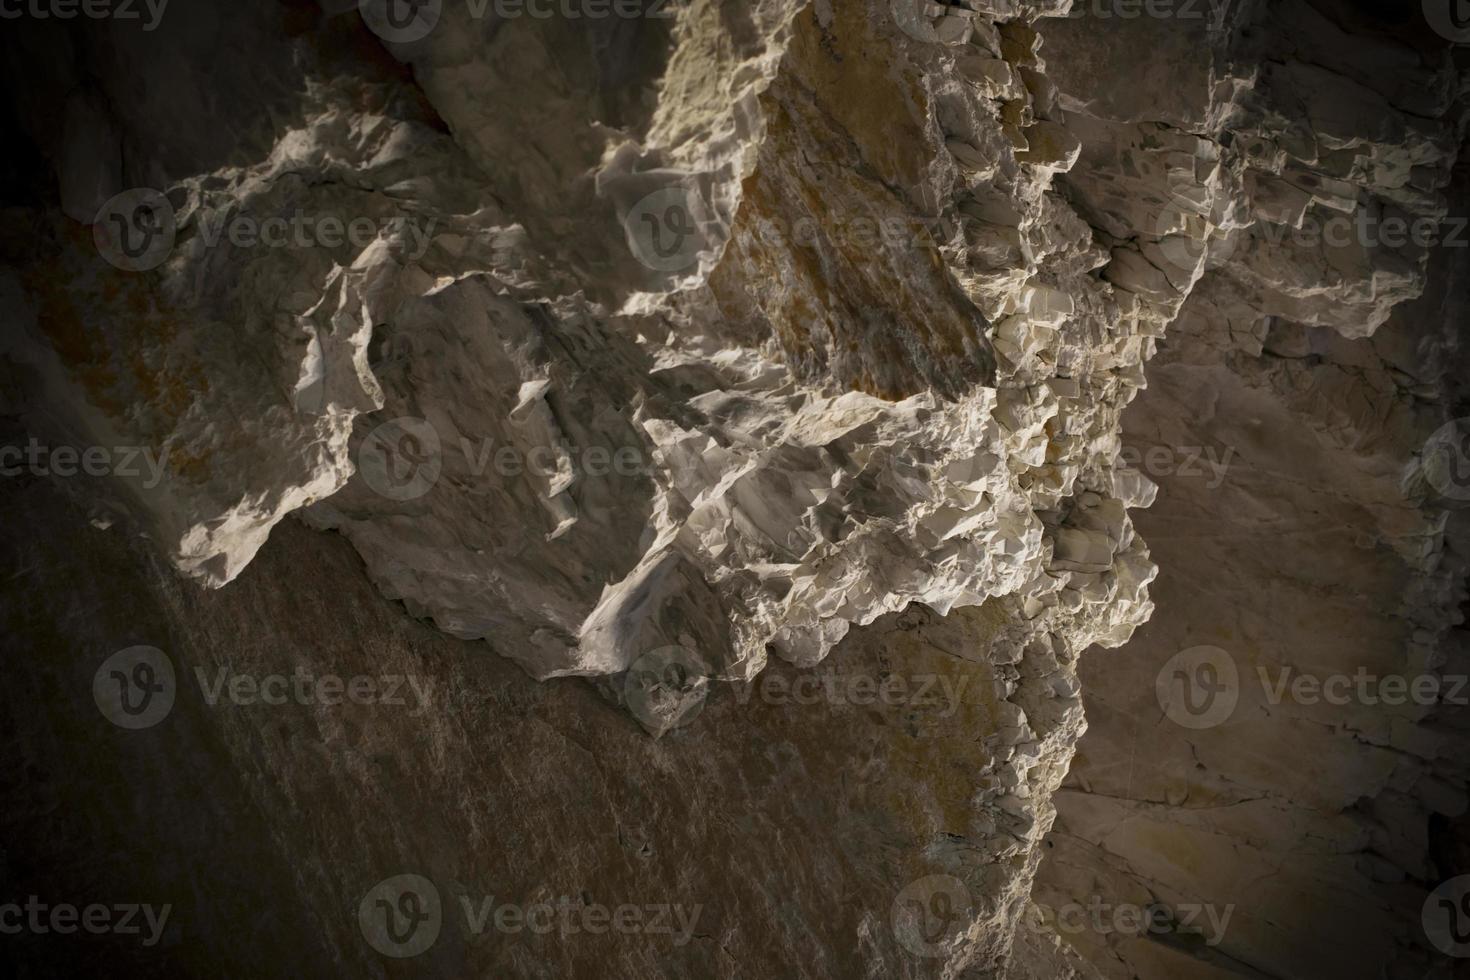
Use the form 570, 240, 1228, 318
1, 1, 1467, 979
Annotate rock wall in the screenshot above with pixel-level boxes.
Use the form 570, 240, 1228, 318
1, 0, 1467, 978
1028, 4, 1470, 978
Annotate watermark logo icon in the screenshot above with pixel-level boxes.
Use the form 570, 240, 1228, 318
358, 417, 442, 501
623, 187, 706, 273
1026, 897, 1234, 946
359, 874, 442, 958
888, 0, 972, 43
623, 645, 711, 736
1424, 876, 1470, 957
1152, 189, 1237, 278
1424, 0, 1470, 43
93, 189, 176, 272
93, 646, 176, 729
1419, 418, 1470, 502
1156, 645, 1238, 729
359, 0, 441, 43
889, 0, 939, 42
892, 874, 972, 957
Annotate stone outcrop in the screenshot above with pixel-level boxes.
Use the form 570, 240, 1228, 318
1, 0, 1467, 978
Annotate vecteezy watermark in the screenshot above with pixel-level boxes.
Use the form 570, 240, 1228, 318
622, 645, 712, 737
1423, 0, 1470, 43
355, 415, 651, 502
888, 0, 977, 44
891, 874, 973, 958
1071, 0, 1229, 27
1, 438, 171, 489
1118, 444, 1235, 489
729, 670, 971, 717
621, 185, 713, 275
456, 894, 701, 946
92, 188, 176, 272
1152, 189, 1238, 276
94, 647, 434, 729
1025, 897, 1234, 947
1155, 645, 1238, 730
92, 188, 437, 272
93, 646, 176, 730
749, 213, 984, 253
1156, 646, 1469, 731
1258, 666, 1469, 709
0, 897, 172, 947
357, 0, 440, 42
357, 417, 444, 502
190, 210, 436, 259
1257, 211, 1470, 252
0, 0, 168, 30
1417, 418, 1470, 502
358, 874, 701, 958
1424, 875, 1470, 958
193, 667, 433, 710
1156, 204, 1470, 277
360, 875, 442, 958
356, 0, 675, 44
459, 436, 649, 482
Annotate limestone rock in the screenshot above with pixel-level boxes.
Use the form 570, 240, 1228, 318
1, 1, 1467, 978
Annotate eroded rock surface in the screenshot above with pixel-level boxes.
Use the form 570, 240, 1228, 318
1028, 3, 1470, 978
2, 0, 1468, 978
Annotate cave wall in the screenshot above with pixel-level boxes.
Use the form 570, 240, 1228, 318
0, 0, 1467, 978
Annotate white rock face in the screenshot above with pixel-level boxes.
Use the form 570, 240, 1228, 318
290, 0, 1167, 689
6, 0, 1161, 692
2, 0, 1467, 977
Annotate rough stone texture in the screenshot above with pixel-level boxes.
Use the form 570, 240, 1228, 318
1, 0, 1468, 978
1031, 3, 1470, 978
2, 1, 1150, 975
3, 0, 1155, 693
0, 475, 1074, 977
1039, 265, 1470, 979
